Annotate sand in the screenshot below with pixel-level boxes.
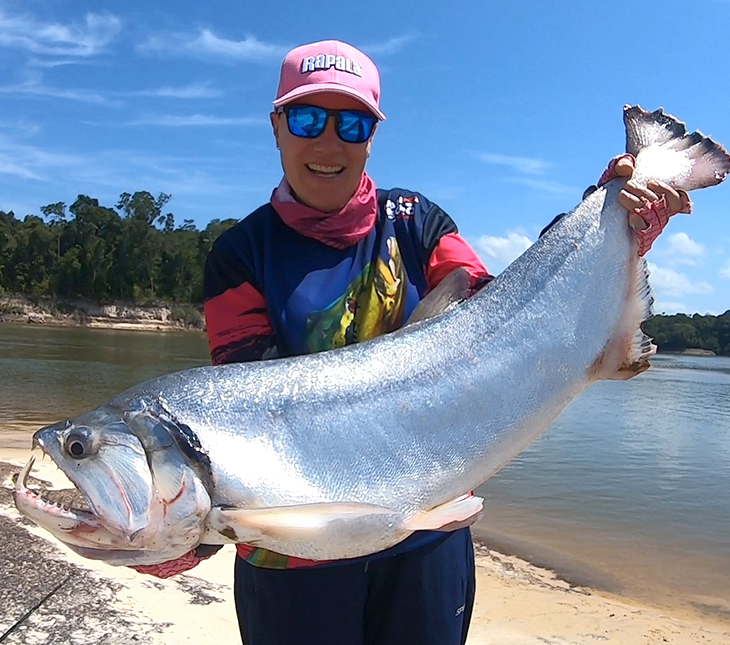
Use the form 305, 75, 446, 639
1, 445, 729, 645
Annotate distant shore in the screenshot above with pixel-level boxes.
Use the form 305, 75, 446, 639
0, 294, 205, 333
672, 347, 717, 356
2, 295, 725, 360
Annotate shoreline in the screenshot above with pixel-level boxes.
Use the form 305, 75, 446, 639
0, 295, 205, 333
2, 306, 725, 359
1, 448, 730, 644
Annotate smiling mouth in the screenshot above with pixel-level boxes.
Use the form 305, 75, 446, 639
306, 163, 344, 177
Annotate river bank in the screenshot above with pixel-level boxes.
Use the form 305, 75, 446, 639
0, 295, 205, 332
1, 446, 729, 644
2, 295, 725, 359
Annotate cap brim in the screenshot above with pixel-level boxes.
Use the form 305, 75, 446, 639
273, 84, 386, 121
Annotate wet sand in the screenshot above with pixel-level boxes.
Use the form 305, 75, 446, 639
1, 446, 729, 644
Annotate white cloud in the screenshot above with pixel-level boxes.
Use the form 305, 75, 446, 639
361, 35, 416, 56
667, 232, 706, 256
652, 300, 688, 315
0, 119, 41, 136
0, 10, 120, 57
647, 262, 714, 297
0, 133, 81, 181
136, 84, 223, 99
0, 74, 116, 105
474, 231, 533, 274
664, 232, 707, 266
507, 177, 579, 197
139, 30, 286, 61
720, 259, 730, 279
0, 132, 260, 202
475, 152, 552, 175
0, 157, 43, 180
126, 114, 266, 127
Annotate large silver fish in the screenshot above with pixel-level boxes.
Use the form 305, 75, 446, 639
14, 106, 730, 566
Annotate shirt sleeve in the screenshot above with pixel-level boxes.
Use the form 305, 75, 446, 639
425, 232, 492, 293
203, 236, 277, 365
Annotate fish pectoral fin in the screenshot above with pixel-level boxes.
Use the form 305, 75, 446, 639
403, 494, 484, 532
405, 267, 473, 325
204, 502, 403, 544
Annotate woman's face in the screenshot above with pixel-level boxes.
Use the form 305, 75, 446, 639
271, 92, 376, 212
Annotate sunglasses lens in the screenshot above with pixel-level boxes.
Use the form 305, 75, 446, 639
338, 111, 376, 143
285, 105, 376, 143
287, 106, 327, 138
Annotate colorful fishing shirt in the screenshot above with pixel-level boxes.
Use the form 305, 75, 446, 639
203, 187, 490, 569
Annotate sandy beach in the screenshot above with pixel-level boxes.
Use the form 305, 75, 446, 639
1, 446, 729, 644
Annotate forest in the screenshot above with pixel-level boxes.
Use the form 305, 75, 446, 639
1, 191, 728, 355
642, 312, 730, 356
0, 192, 236, 304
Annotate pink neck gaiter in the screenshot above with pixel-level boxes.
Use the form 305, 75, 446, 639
270, 173, 377, 250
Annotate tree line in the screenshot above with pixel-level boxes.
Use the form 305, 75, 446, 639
0, 192, 237, 304
1, 192, 728, 354
643, 312, 730, 356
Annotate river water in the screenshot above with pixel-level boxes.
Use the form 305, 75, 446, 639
1, 323, 728, 616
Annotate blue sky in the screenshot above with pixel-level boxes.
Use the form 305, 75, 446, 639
1, 0, 728, 314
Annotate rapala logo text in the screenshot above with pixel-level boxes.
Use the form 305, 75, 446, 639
301, 54, 362, 77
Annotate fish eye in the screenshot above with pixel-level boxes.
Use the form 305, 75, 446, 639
64, 429, 92, 459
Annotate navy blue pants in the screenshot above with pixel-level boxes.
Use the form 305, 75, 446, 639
233, 528, 475, 645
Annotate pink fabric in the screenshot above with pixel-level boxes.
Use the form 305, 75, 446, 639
131, 548, 216, 579
271, 172, 378, 250
273, 40, 385, 120
597, 154, 692, 256
633, 196, 672, 257
426, 232, 491, 292
598, 154, 635, 187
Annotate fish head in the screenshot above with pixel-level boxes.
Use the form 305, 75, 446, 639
14, 400, 212, 565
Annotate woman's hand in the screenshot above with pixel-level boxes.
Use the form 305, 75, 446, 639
600, 154, 692, 256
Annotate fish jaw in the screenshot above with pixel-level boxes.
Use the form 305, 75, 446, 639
14, 457, 203, 565
13, 456, 136, 551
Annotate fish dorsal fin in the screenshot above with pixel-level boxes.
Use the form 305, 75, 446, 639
405, 267, 473, 325
624, 105, 730, 192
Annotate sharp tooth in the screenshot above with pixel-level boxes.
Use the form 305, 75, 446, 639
16, 456, 36, 491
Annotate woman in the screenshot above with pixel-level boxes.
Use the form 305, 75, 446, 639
135, 39, 689, 645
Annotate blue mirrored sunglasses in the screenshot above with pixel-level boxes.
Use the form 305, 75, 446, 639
278, 104, 377, 144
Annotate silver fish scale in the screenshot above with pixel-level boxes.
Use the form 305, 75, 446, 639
116, 181, 633, 529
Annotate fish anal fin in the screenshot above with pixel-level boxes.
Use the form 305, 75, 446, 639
403, 494, 484, 532
591, 342, 654, 381
590, 255, 657, 382
203, 502, 403, 544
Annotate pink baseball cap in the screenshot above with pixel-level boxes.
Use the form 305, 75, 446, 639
273, 40, 385, 120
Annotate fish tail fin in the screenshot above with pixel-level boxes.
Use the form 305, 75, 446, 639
591, 256, 656, 381
624, 105, 730, 192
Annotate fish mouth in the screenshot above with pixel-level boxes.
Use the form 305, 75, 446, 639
14, 453, 143, 553
14, 455, 101, 533
11, 453, 143, 557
